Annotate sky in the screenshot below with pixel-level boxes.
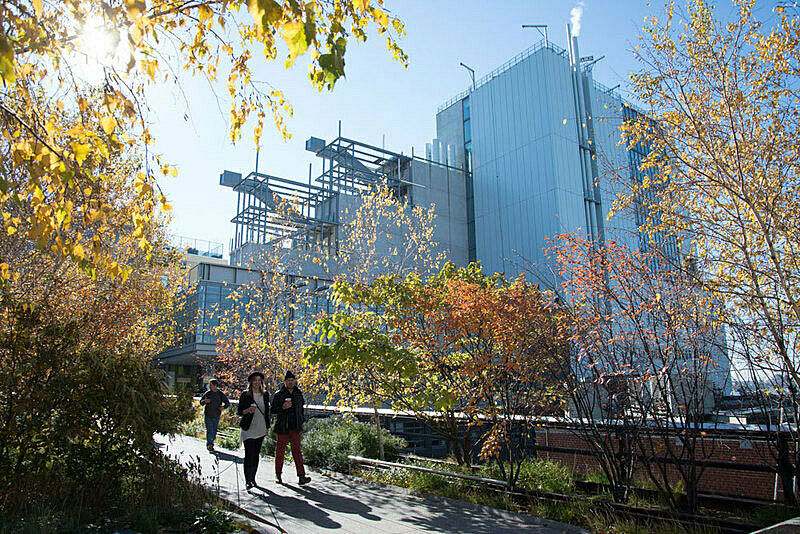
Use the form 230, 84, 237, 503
147, 0, 781, 258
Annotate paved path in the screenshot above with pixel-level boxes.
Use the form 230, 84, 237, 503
155, 434, 587, 534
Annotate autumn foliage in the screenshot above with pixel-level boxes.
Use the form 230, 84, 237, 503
0, 0, 406, 280
548, 233, 727, 511
306, 262, 568, 485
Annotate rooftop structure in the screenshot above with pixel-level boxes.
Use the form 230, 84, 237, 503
222, 134, 469, 272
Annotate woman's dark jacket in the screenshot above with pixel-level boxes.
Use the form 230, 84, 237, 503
270, 386, 305, 434
238, 390, 270, 430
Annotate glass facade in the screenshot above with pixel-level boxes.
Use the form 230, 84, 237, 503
439, 45, 585, 283
437, 43, 649, 283
462, 96, 476, 262
166, 262, 333, 358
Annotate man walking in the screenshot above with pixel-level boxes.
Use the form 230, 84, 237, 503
200, 379, 230, 452
270, 371, 311, 485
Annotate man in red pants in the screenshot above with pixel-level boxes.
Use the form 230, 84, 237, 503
270, 370, 311, 485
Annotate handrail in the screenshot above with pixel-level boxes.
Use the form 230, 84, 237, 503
347, 455, 507, 487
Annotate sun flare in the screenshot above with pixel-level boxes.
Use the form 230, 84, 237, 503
75, 14, 127, 84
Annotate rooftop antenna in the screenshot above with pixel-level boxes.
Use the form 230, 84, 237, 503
459, 62, 475, 90
582, 55, 605, 70
522, 24, 548, 47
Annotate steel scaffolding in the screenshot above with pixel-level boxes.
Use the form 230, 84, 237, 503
222, 136, 415, 260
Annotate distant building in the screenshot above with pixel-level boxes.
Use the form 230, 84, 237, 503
435, 36, 681, 284
155, 237, 260, 391
170, 235, 227, 267
156, 34, 730, 401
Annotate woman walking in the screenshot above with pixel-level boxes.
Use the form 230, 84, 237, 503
238, 371, 270, 490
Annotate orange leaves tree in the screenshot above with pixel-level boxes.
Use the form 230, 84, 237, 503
0, 0, 406, 281
620, 0, 800, 394
306, 262, 568, 486
549, 233, 728, 512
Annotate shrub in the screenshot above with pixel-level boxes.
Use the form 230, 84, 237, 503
217, 429, 241, 450
483, 458, 575, 494
179, 403, 239, 439
263, 416, 406, 472
0, 232, 198, 525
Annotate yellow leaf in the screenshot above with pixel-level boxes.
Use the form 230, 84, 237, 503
32, 0, 43, 17
0, 35, 15, 85
282, 21, 309, 65
70, 142, 90, 165
100, 116, 117, 134
248, 0, 282, 32
124, 0, 146, 21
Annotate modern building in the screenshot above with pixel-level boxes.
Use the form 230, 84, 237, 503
155, 253, 332, 392
156, 32, 729, 399
170, 235, 227, 267
435, 34, 681, 286
155, 237, 260, 391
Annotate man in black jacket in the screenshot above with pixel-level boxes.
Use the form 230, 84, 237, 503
200, 379, 230, 452
270, 371, 311, 485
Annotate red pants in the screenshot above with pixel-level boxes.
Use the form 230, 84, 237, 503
275, 430, 306, 477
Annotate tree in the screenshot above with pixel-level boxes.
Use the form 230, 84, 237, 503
727, 320, 800, 505
213, 232, 326, 396
1, 0, 406, 279
549, 233, 729, 513
620, 0, 800, 393
306, 262, 568, 482
0, 147, 195, 514
459, 272, 567, 489
212, 185, 443, 453
305, 264, 483, 465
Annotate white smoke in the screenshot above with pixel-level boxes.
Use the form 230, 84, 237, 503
570, 1, 585, 37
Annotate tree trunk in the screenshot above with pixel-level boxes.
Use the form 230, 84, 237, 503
777, 435, 796, 506
462, 428, 472, 467
373, 403, 385, 461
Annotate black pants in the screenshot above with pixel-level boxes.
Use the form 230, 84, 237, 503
243, 436, 265, 485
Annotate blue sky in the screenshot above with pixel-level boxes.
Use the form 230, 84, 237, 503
149, 0, 778, 256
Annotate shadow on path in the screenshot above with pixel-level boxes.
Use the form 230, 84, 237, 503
288, 484, 381, 521
252, 487, 341, 530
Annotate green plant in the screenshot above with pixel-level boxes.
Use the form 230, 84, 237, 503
483, 459, 574, 494
584, 469, 610, 484
266, 416, 406, 471
217, 430, 241, 451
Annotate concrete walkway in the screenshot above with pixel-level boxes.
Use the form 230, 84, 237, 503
155, 434, 587, 534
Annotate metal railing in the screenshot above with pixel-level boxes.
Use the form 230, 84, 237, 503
437, 39, 569, 113
170, 234, 224, 259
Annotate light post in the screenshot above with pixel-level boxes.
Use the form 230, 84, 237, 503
522, 24, 548, 47
459, 62, 475, 91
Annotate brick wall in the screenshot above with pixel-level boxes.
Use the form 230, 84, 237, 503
538, 428, 788, 501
